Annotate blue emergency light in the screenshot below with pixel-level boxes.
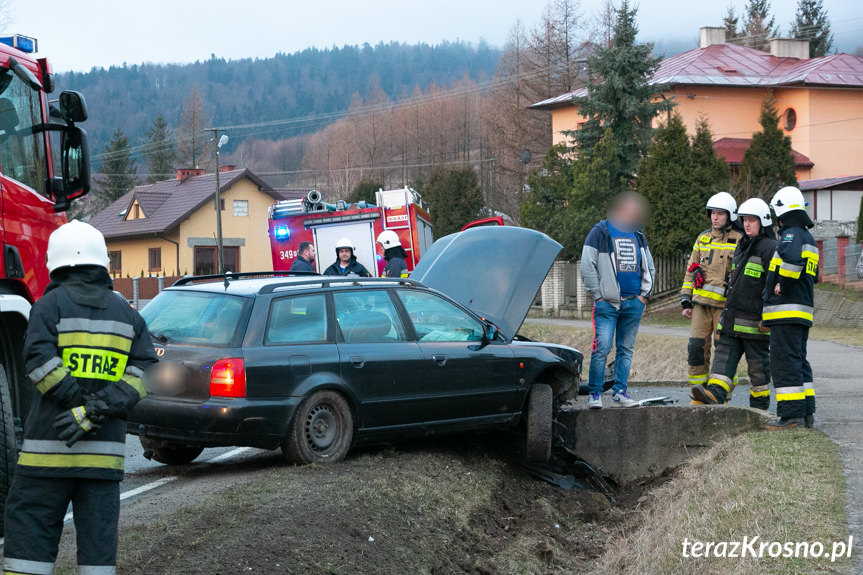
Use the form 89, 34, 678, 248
274, 225, 290, 240
0, 34, 38, 54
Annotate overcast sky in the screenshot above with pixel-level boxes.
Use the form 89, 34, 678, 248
7, 0, 863, 72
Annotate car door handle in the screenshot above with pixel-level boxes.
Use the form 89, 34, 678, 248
350, 356, 365, 368
433, 354, 447, 366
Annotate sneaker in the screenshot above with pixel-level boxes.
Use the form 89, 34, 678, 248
804, 414, 815, 428
588, 393, 603, 410
765, 417, 804, 430
612, 391, 637, 408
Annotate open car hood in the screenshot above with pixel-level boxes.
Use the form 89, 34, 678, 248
410, 227, 562, 341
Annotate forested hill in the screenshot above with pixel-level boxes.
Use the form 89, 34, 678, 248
55, 40, 501, 157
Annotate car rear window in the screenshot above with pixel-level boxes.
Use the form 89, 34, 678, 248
141, 290, 249, 346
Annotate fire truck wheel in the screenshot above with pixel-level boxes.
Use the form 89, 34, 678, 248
524, 383, 553, 463
0, 363, 18, 537
282, 390, 354, 465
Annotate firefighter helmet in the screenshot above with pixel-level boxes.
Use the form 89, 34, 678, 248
770, 186, 807, 218
46, 220, 110, 273
706, 192, 738, 222
334, 238, 356, 252
376, 230, 401, 249
737, 198, 772, 227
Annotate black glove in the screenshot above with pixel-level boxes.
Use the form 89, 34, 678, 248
86, 384, 133, 418
82, 397, 113, 419
54, 406, 100, 447
45, 376, 86, 409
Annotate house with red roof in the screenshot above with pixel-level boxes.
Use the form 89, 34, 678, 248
88, 167, 304, 277
531, 27, 863, 224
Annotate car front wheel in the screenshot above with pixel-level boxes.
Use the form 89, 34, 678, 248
283, 390, 354, 465
525, 383, 553, 463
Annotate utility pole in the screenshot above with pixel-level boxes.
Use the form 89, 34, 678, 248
212, 129, 228, 274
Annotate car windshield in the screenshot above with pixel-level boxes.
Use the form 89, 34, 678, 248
141, 290, 249, 346
0, 65, 48, 194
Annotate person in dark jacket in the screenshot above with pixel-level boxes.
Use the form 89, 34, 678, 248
323, 237, 372, 277
290, 241, 316, 273
762, 186, 819, 430
580, 192, 655, 409
2, 220, 158, 575
376, 230, 409, 278
690, 198, 777, 409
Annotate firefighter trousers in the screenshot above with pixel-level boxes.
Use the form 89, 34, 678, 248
687, 304, 723, 386
708, 333, 771, 410
3, 475, 120, 575
769, 323, 813, 419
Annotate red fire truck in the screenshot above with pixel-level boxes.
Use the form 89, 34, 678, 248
0, 33, 92, 528
269, 187, 434, 276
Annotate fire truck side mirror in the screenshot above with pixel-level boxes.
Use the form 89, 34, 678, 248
53, 126, 90, 212
58, 90, 88, 124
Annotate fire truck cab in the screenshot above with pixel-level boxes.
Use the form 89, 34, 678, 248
269, 187, 433, 277
0, 33, 92, 532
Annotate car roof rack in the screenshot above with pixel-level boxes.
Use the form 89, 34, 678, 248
256, 277, 426, 294
172, 270, 318, 287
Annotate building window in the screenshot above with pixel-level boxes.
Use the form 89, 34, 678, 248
782, 108, 797, 132
233, 199, 249, 217
194, 246, 240, 275
148, 247, 162, 272
108, 251, 122, 274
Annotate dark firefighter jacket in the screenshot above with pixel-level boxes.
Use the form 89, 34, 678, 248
681, 225, 743, 308
717, 230, 778, 340
18, 267, 158, 481
323, 254, 371, 277
763, 212, 819, 327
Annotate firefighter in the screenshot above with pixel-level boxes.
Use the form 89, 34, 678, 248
2, 220, 158, 575
763, 186, 819, 430
681, 192, 743, 402
323, 238, 372, 277
376, 230, 409, 278
690, 198, 777, 409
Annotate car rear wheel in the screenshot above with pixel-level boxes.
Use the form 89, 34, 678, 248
140, 437, 203, 465
525, 383, 553, 463
283, 390, 353, 465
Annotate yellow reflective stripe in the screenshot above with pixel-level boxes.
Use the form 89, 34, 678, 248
769, 256, 782, 272
763, 310, 813, 322
777, 267, 801, 279
804, 388, 814, 397
688, 374, 707, 384
682, 282, 693, 288
708, 378, 732, 392
35, 365, 69, 394
17, 452, 124, 470
750, 389, 771, 397
776, 392, 806, 402
400, 273, 409, 278
693, 288, 727, 302
61, 347, 128, 382
121, 375, 148, 399
58, 332, 132, 353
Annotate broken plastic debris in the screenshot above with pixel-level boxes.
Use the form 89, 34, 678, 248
368, 536, 375, 542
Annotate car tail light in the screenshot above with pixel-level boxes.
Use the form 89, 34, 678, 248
210, 358, 246, 398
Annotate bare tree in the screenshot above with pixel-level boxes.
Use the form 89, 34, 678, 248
177, 87, 212, 170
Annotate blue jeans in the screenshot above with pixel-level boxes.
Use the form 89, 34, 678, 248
588, 298, 645, 395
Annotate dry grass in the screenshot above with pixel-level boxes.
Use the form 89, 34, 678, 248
589, 430, 851, 575
519, 324, 749, 382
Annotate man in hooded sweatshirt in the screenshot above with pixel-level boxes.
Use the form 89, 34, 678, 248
2, 220, 158, 575
323, 237, 372, 277
762, 186, 819, 430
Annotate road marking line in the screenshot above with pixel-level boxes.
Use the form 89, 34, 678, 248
209, 446, 251, 462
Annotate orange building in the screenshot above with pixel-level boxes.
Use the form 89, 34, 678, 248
531, 28, 863, 222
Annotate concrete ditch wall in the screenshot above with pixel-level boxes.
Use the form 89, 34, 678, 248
557, 405, 769, 485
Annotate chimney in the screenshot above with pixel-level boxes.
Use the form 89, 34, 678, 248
219, 164, 237, 173
699, 27, 726, 48
176, 168, 205, 181
770, 38, 809, 59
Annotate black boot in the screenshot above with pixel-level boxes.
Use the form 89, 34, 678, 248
804, 414, 815, 428
765, 417, 804, 430
749, 396, 770, 411
690, 384, 727, 405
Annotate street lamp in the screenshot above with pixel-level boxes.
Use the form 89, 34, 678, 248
213, 132, 229, 274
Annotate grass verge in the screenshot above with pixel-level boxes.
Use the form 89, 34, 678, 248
590, 429, 851, 575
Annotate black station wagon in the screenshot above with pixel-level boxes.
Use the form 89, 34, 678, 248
129, 227, 583, 465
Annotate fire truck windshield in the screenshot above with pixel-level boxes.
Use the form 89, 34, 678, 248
0, 67, 48, 194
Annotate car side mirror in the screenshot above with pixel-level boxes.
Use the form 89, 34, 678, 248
59, 90, 88, 123
486, 324, 497, 341
53, 125, 90, 212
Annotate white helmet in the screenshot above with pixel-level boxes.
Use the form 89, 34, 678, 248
737, 198, 772, 227
706, 192, 738, 222
334, 237, 355, 252
47, 220, 110, 273
376, 230, 401, 249
770, 186, 806, 218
